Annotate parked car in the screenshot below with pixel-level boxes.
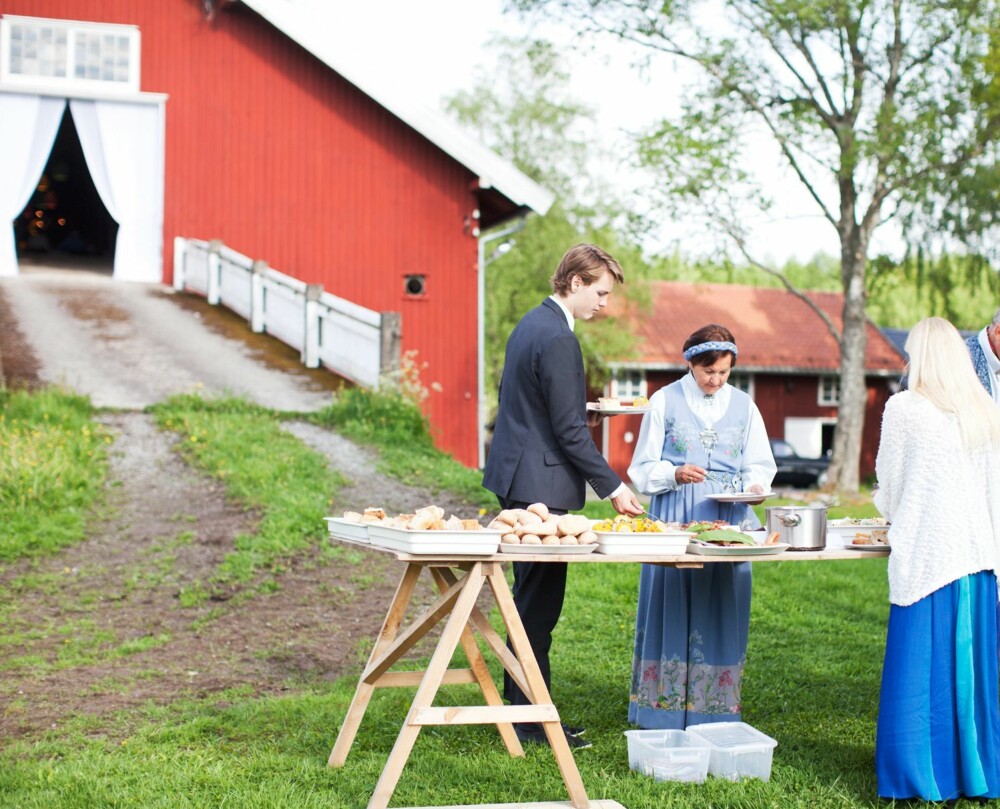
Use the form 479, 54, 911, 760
769, 438, 830, 488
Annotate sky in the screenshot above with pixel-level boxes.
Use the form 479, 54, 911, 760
303, 1, 902, 265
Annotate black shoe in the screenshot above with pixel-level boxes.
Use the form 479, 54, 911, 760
562, 723, 586, 737
515, 725, 592, 750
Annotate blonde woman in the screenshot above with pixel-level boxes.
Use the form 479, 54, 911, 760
874, 317, 1000, 803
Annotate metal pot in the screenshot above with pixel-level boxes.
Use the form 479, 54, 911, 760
765, 504, 827, 551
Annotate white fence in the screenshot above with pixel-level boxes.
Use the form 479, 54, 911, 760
173, 237, 400, 389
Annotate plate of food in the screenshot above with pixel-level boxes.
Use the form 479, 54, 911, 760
688, 542, 790, 556
586, 396, 651, 415
704, 492, 775, 503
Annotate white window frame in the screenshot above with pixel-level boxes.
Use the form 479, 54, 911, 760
818, 375, 841, 406
611, 369, 646, 399
1, 15, 141, 94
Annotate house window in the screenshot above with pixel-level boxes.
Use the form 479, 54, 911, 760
611, 369, 645, 399
729, 372, 754, 398
818, 376, 840, 406
1, 16, 140, 93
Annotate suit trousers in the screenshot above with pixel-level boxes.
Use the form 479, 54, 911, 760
499, 498, 568, 725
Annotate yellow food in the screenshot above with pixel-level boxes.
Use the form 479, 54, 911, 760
592, 515, 665, 533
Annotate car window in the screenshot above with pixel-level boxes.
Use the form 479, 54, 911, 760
770, 439, 795, 458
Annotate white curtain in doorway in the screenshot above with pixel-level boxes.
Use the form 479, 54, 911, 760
70, 99, 164, 283
0, 93, 66, 277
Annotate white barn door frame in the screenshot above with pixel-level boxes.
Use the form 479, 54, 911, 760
0, 87, 166, 282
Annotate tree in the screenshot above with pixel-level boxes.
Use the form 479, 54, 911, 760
508, 0, 1000, 490
446, 37, 649, 418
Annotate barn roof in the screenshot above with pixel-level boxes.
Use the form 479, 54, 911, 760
607, 280, 904, 376
238, 0, 554, 223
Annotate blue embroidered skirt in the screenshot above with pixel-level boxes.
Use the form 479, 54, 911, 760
629, 561, 751, 729
876, 571, 1000, 801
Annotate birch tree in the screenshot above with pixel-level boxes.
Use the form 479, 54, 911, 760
509, 0, 1000, 490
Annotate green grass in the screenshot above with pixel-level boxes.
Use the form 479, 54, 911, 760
0, 387, 110, 561
1, 387, 937, 807
148, 394, 345, 583
311, 384, 495, 510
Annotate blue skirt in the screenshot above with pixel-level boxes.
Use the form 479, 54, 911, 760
876, 571, 1000, 801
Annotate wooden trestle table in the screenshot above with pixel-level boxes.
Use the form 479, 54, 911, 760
327, 538, 887, 809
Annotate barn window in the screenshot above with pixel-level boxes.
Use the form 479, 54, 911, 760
818, 375, 840, 406
611, 369, 645, 399
729, 372, 755, 398
1, 16, 140, 93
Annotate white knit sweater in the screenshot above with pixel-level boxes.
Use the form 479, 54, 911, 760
873, 391, 1000, 606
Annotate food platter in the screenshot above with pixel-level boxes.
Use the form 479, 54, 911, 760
586, 402, 652, 415
596, 531, 693, 555
500, 543, 598, 555
687, 542, 790, 556
325, 517, 370, 543
704, 492, 775, 503
367, 524, 501, 555
845, 543, 890, 553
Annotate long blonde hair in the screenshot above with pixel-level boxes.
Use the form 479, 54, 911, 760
905, 316, 1000, 449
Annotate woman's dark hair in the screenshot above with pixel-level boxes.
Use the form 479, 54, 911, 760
683, 323, 738, 367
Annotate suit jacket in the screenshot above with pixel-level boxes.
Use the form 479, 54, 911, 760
482, 297, 621, 510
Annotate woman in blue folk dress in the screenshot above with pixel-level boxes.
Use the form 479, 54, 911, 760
627, 324, 776, 729
873, 318, 1000, 803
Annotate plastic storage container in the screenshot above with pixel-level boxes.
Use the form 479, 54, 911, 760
686, 721, 778, 781
624, 729, 711, 784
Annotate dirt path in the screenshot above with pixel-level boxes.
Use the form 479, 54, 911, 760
0, 272, 486, 741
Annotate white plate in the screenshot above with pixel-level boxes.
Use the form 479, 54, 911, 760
325, 517, 370, 543
687, 542, 790, 556
586, 402, 652, 415
500, 543, 597, 555
704, 492, 775, 503
845, 543, 890, 553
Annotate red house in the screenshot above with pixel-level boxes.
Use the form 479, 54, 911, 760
0, 0, 552, 468
597, 281, 905, 482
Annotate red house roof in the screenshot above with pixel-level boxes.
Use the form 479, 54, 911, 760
608, 280, 903, 375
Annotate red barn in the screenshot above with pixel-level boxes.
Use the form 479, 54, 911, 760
0, 0, 552, 468
597, 281, 905, 482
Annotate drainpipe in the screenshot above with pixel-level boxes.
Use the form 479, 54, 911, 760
477, 217, 526, 470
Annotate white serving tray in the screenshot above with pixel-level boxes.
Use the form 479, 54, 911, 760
596, 532, 692, 555
367, 523, 501, 556
500, 543, 597, 555
325, 517, 370, 543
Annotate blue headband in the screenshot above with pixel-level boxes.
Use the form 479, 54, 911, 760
683, 341, 738, 361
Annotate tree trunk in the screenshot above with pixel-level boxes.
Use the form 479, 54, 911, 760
828, 233, 869, 492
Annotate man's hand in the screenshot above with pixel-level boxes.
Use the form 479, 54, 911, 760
611, 488, 644, 516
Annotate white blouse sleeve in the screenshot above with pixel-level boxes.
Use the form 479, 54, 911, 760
741, 400, 777, 492
873, 394, 907, 521
627, 389, 680, 495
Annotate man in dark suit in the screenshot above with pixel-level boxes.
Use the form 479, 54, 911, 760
483, 243, 643, 749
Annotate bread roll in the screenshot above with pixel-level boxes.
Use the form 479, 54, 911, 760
495, 509, 520, 527
501, 533, 520, 544
517, 520, 558, 537
560, 535, 579, 545
557, 514, 591, 537
518, 510, 543, 526
412, 505, 444, 530
487, 519, 508, 531
461, 519, 482, 531
526, 502, 550, 519
577, 531, 597, 545
541, 536, 560, 545
521, 534, 542, 545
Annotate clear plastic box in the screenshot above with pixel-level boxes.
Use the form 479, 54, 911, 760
686, 721, 778, 781
624, 729, 712, 784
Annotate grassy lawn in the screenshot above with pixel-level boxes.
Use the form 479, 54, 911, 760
0, 387, 938, 807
